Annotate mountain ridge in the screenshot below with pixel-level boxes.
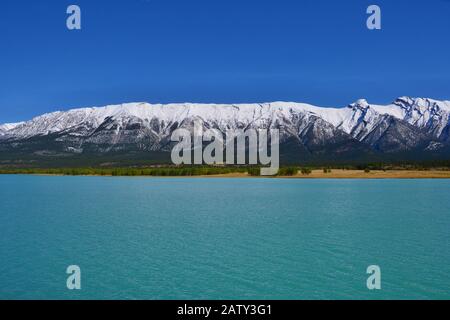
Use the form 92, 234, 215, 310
1, 97, 450, 165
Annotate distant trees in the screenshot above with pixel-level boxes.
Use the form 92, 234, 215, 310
301, 168, 312, 175
247, 167, 261, 176
4, 162, 450, 177
0, 166, 249, 177
0, 166, 316, 177
277, 167, 299, 176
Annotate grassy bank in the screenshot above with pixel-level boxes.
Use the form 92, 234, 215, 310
0, 166, 250, 177
1, 166, 450, 178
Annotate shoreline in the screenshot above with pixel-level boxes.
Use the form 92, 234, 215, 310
1, 170, 450, 179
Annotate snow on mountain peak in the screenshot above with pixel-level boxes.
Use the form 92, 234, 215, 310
1, 97, 450, 142
355, 99, 370, 107
0, 122, 24, 131
0, 122, 25, 136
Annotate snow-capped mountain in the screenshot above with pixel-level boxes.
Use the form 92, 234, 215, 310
1, 97, 450, 164
0, 122, 24, 136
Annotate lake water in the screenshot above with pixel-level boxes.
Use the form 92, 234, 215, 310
0, 175, 449, 299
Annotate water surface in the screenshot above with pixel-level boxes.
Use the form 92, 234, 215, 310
0, 175, 449, 299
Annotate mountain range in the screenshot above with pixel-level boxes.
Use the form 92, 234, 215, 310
1, 97, 450, 167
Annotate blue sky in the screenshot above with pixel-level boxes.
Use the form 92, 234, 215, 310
1, 0, 449, 123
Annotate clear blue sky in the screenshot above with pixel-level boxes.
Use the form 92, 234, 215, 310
1, 0, 449, 123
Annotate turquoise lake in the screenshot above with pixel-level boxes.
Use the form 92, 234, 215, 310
0, 175, 449, 299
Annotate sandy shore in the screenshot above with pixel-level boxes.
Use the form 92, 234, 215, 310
3, 170, 450, 179
205, 170, 450, 179
289, 170, 450, 179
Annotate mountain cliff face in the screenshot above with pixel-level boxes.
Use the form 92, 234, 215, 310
1, 97, 450, 165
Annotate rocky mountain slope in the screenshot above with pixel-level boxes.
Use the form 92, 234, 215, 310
1, 97, 450, 165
